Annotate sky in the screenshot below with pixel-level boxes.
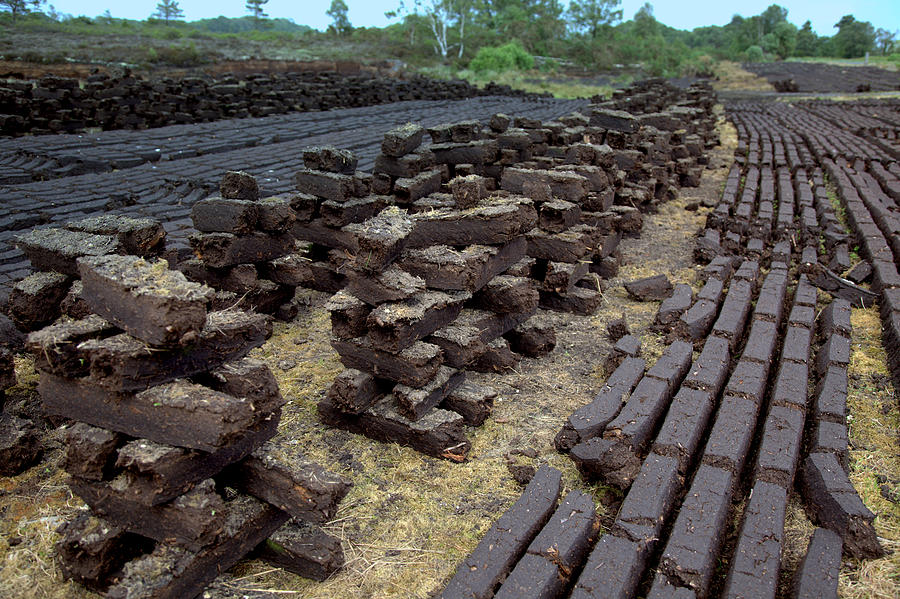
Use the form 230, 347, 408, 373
45, 0, 900, 37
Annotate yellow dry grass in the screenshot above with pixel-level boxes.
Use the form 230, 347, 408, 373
840, 307, 900, 599
712, 61, 775, 92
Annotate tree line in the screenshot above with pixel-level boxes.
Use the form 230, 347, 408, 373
1, 0, 897, 76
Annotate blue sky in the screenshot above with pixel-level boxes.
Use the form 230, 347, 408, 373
47, 0, 899, 37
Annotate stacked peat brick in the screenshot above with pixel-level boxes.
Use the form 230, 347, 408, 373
290, 146, 390, 293
27, 254, 350, 596
186, 170, 303, 318
319, 171, 548, 461
11, 215, 166, 330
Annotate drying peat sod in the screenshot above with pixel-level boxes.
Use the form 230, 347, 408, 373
0, 64, 898, 599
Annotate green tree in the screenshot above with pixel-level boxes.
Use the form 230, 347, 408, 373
0, 0, 44, 23
795, 20, 818, 56
759, 4, 787, 37
769, 21, 796, 59
245, 0, 268, 25
566, 0, 622, 39
874, 28, 896, 55
832, 15, 875, 58
152, 0, 183, 24
327, 0, 352, 35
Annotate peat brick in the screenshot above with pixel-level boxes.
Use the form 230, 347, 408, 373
382, 124, 425, 158
294, 169, 357, 202
27, 314, 118, 377
331, 336, 442, 387
220, 171, 259, 200
656, 283, 693, 327
0, 413, 42, 476
781, 326, 812, 364
104, 495, 289, 599
255, 520, 344, 582
325, 291, 371, 340
814, 366, 848, 423
469, 338, 520, 373
819, 299, 852, 339
652, 386, 716, 470
645, 340, 694, 392
539, 199, 582, 233
770, 360, 809, 411
800, 452, 884, 559
494, 490, 597, 599
791, 528, 841, 599
676, 300, 718, 342
723, 481, 788, 599
439, 465, 562, 599
191, 198, 258, 234
811, 420, 849, 472
67, 215, 165, 257
542, 261, 589, 295
257, 196, 298, 233
318, 394, 469, 461
326, 369, 380, 415
504, 317, 556, 357
345, 266, 425, 306
74, 310, 272, 393
590, 108, 638, 132
659, 464, 734, 595
63, 422, 123, 481
702, 395, 758, 475
345, 208, 415, 273
189, 232, 295, 269
753, 273, 788, 323
225, 449, 351, 523
614, 452, 682, 545
40, 375, 271, 452
555, 356, 645, 451
526, 225, 597, 263
788, 304, 816, 329
683, 335, 731, 393
474, 275, 540, 316
399, 238, 526, 293
755, 405, 805, 487
741, 319, 779, 364
394, 366, 465, 421
724, 359, 768, 404
366, 290, 469, 354
817, 335, 851, 376
16, 228, 122, 276
449, 175, 488, 210
570, 534, 649, 599
711, 280, 753, 347
8, 270, 70, 329
302, 146, 358, 173
56, 512, 152, 592
625, 274, 672, 301
69, 477, 225, 551
441, 382, 497, 426
395, 169, 442, 204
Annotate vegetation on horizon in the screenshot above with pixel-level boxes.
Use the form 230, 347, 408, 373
0, 0, 897, 78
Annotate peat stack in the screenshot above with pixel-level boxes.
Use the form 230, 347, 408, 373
320, 179, 550, 460
291, 146, 392, 293
186, 170, 302, 318
27, 254, 351, 596
11, 215, 166, 329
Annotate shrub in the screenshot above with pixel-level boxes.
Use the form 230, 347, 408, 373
745, 45, 765, 62
469, 41, 534, 74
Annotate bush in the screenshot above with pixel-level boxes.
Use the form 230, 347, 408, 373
469, 41, 534, 74
745, 45, 764, 62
